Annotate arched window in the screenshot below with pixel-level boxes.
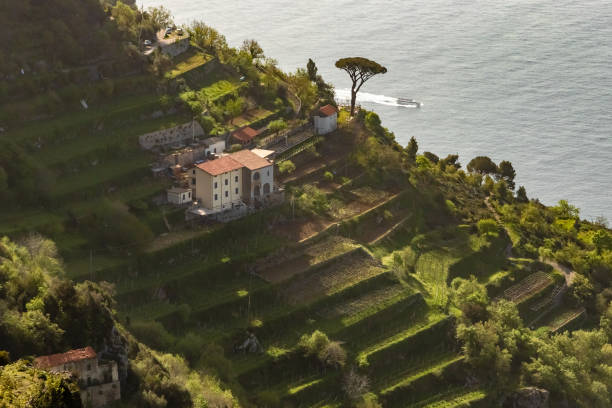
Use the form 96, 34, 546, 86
253, 172, 260, 181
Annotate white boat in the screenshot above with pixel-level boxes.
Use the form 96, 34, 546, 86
397, 98, 421, 108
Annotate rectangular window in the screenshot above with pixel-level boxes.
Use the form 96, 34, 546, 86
235, 188, 239, 194
214, 148, 217, 153
267, 170, 270, 176
225, 191, 228, 197
191, 178, 195, 185
214, 194, 218, 200
214, 182, 217, 188
235, 176, 238, 182
192, 170, 195, 175
224, 179, 228, 186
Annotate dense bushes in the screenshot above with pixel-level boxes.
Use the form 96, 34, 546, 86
0, 236, 116, 358
79, 200, 154, 251
298, 330, 346, 368
0, 361, 82, 407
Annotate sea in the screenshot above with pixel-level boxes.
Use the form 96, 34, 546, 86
141, 0, 612, 220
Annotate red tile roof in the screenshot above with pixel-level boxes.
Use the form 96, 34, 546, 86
34, 347, 96, 369
318, 104, 337, 117
232, 126, 258, 144
230, 149, 272, 171
196, 156, 242, 176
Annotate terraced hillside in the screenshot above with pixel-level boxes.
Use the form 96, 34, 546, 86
3, 32, 583, 406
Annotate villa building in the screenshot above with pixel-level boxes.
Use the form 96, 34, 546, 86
191, 149, 275, 212
34, 347, 120, 408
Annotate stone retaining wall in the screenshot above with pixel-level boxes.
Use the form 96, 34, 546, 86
139, 121, 204, 149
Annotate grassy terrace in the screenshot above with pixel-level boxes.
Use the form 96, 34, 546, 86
167, 50, 214, 78
411, 388, 487, 408
49, 154, 151, 198
201, 79, 244, 102
227, 108, 277, 130
34, 113, 191, 166
1, 92, 162, 145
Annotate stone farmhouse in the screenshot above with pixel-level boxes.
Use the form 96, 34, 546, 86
34, 346, 120, 408
190, 149, 276, 213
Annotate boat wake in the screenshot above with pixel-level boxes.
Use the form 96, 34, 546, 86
334, 89, 421, 108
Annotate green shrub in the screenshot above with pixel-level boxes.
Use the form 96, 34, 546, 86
199, 115, 216, 134
80, 200, 154, 251
445, 199, 457, 215
230, 144, 243, 152
477, 218, 498, 236
256, 390, 281, 408
278, 160, 296, 175
324, 171, 334, 181
298, 330, 330, 357
295, 185, 329, 215
268, 118, 287, 133
174, 332, 204, 362
130, 320, 174, 350
0, 351, 10, 365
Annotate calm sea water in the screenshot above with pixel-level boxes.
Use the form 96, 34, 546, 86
142, 0, 612, 220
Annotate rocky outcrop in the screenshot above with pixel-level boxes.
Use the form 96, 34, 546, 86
504, 387, 550, 408
100, 325, 129, 383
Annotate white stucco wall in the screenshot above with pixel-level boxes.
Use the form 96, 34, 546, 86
314, 113, 338, 135
250, 165, 274, 202
167, 189, 192, 205
205, 140, 225, 155
194, 168, 242, 211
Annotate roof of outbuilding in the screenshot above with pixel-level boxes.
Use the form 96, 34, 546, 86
167, 187, 191, 194
196, 156, 243, 176
34, 347, 96, 369
230, 149, 272, 171
318, 104, 338, 117
231, 126, 258, 143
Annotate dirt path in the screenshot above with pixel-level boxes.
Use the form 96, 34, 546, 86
485, 197, 575, 286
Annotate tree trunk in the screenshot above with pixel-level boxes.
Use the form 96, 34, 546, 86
350, 84, 357, 117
